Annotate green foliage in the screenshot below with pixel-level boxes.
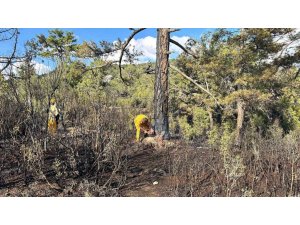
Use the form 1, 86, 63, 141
177, 106, 210, 140
0, 74, 9, 96
208, 126, 220, 149
268, 122, 284, 140
36, 29, 78, 59
65, 61, 86, 88
250, 110, 270, 134
220, 121, 235, 156
3, 28, 300, 145
176, 28, 300, 140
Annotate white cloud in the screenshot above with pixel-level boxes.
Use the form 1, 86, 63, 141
273, 28, 300, 57
101, 50, 122, 62
33, 61, 51, 74
103, 35, 191, 63
0, 61, 23, 75
0, 60, 51, 76
170, 35, 190, 53
130, 36, 157, 61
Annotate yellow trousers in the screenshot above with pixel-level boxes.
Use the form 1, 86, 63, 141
48, 118, 57, 135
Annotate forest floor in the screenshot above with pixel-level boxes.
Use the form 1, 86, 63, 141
0, 131, 214, 197
1, 129, 297, 197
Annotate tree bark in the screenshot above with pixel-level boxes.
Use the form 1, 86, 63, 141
154, 28, 170, 139
235, 99, 246, 148
208, 109, 214, 130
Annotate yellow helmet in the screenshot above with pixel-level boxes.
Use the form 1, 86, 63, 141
50, 97, 56, 104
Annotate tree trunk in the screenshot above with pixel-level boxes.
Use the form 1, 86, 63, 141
235, 99, 246, 148
208, 109, 214, 130
154, 28, 170, 139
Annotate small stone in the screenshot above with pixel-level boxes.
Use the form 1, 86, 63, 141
153, 181, 158, 185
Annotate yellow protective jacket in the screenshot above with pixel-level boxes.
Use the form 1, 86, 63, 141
48, 103, 59, 134
48, 104, 59, 119
134, 114, 150, 142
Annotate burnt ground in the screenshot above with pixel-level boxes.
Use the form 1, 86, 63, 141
1, 132, 299, 197
0, 133, 216, 197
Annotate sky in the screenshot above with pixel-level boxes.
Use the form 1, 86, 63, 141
3, 28, 299, 75
1, 28, 218, 74
16, 28, 215, 45
4, 27, 296, 78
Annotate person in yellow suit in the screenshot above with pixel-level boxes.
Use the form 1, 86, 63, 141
48, 97, 60, 135
134, 114, 154, 142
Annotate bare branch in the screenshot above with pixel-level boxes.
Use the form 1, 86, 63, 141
0, 28, 13, 34
80, 60, 118, 76
170, 64, 221, 106
0, 29, 19, 74
0, 28, 17, 41
0, 56, 25, 61
118, 28, 146, 84
169, 38, 199, 59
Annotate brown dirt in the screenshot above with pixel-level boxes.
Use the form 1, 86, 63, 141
1, 134, 299, 197
0, 136, 197, 197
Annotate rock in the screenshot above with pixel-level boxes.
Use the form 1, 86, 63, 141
153, 181, 158, 185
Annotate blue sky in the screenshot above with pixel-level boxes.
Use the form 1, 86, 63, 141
17, 28, 215, 46
1, 28, 220, 73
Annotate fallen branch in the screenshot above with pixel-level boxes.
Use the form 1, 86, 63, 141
170, 64, 221, 107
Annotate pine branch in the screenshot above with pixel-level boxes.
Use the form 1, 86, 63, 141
169, 38, 199, 59
170, 64, 221, 107
118, 28, 146, 84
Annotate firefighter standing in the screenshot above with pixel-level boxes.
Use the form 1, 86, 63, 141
48, 97, 60, 135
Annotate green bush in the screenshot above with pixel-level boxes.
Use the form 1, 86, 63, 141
177, 106, 210, 140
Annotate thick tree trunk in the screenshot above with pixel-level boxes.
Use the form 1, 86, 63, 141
154, 28, 170, 139
235, 99, 246, 148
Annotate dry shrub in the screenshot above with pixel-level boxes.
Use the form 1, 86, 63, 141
164, 123, 300, 197
165, 143, 223, 197
43, 102, 133, 195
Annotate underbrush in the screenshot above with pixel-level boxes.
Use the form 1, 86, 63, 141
0, 100, 135, 196
166, 124, 300, 196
